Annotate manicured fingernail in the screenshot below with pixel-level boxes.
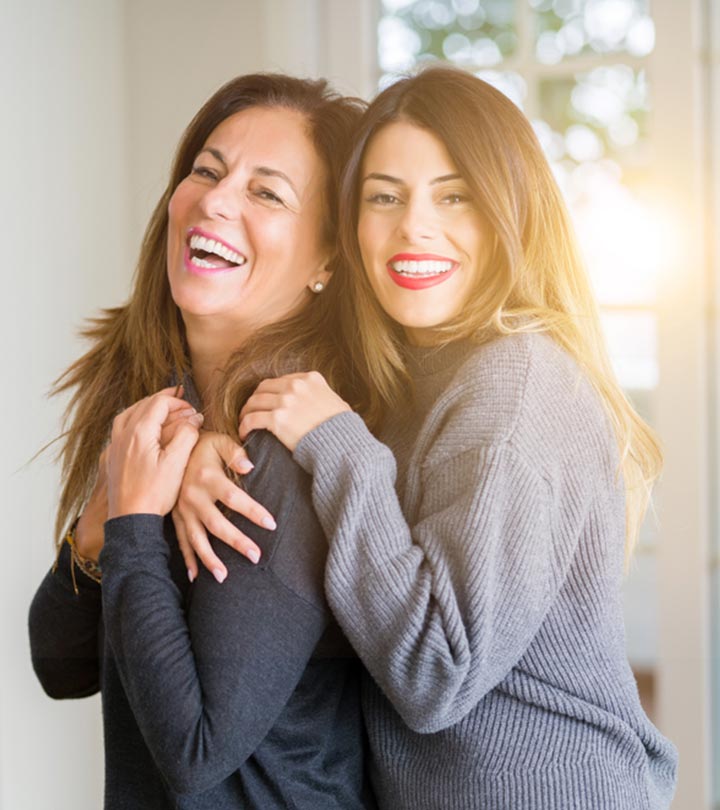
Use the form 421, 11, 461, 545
179, 407, 196, 417
213, 568, 226, 583
236, 458, 254, 473
262, 516, 277, 531
187, 569, 195, 583
247, 548, 261, 564
189, 413, 204, 426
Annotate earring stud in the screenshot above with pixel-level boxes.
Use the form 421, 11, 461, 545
312, 281, 325, 293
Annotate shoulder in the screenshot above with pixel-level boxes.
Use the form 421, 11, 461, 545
224, 429, 328, 610
426, 333, 615, 469
242, 428, 312, 502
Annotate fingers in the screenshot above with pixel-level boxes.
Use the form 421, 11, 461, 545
177, 511, 228, 583
218, 485, 276, 532
163, 419, 201, 468
161, 407, 204, 447
172, 510, 199, 583
112, 392, 193, 444
238, 410, 275, 441
200, 508, 262, 567
239, 392, 282, 421
228, 444, 254, 475
210, 432, 254, 475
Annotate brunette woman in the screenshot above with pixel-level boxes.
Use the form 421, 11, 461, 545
29, 74, 375, 809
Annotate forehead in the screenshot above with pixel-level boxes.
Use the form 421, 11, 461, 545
363, 120, 459, 175
204, 106, 323, 185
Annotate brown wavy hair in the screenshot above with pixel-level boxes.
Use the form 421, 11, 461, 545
52, 73, 368, 547
338, 65, 661, 559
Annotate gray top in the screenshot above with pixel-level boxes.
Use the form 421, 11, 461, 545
294, 332, 678, 810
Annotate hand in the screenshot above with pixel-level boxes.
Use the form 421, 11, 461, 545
106, 388, 203, 518
238, 371, 350, 451
172, 431, 275, 583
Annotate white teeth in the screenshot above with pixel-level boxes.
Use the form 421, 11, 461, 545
390, 260, 454, 276
192, 257, 217, 269
189, 233, 246, 265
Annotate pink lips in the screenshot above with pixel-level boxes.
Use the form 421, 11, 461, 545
184, 226, 246, 277
386, 253, 459, 290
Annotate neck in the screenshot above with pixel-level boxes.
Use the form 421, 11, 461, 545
184, 315, 248, 404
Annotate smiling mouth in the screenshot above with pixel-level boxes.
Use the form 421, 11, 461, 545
386, 255, 459, 290
389, 258, 455, 277
186, 232, 247, 272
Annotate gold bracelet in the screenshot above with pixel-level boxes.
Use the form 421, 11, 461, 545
65, 518, 102, 593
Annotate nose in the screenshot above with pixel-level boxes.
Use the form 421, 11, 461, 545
396, 196, 437, 243
198, 178, 241, 221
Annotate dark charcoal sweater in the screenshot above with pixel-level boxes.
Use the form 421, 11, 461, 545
29, 430, 373, 809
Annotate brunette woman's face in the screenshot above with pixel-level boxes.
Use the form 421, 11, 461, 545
167, 106, 330, 343
357, 121, 490, 345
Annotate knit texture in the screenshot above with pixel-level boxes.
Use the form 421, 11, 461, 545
294, 332, 678, 810
30, 430, 373, 809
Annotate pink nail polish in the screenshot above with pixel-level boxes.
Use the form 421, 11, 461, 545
248, 548, 261, 564
213, 568, 227, 583
187, 569, 195, 583
262, 516, 277, 531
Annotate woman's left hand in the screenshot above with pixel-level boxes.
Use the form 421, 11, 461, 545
238, 371, 351, 452
107, 388, 204, 518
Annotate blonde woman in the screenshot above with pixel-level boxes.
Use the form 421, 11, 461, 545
29, 74, 377, 808
178, 68, 678, 809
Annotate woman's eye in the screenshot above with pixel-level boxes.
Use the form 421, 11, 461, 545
367, 192, 400, 205
442, 193, 469, 205
255, 189, 284, 205
191, 166, 219, 181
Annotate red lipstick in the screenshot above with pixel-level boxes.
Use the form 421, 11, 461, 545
386, 253, 459, 290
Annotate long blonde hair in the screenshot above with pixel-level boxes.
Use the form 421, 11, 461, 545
339, 66, 661, 560
52, 73, 369, 548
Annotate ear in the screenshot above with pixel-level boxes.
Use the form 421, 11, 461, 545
307, 253, 334, 294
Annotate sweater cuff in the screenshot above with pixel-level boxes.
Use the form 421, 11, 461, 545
294, 411, 392, 477
101, 514, 169, 572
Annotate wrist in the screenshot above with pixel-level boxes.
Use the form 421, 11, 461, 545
107, 491, 167, 518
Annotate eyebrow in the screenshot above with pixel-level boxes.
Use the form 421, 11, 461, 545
255, 166, 300, 199
363, 172, 463, 186
195, 148, 301, 201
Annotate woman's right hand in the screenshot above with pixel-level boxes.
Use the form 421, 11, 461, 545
172, 431, 276, 583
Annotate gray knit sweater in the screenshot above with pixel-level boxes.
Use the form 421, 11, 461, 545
294, 333, 678, 810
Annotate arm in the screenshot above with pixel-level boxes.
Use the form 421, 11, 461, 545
28, 451, 110, 699
100, 432, 330, 796
28, 390, 205, 700
236, 370, 570, 733
293, 396, 583, 734
28, 542, 102, 699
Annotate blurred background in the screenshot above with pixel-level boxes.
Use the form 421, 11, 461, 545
1, 0, 716, 807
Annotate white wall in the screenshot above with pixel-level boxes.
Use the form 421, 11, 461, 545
1, 1, 128, 808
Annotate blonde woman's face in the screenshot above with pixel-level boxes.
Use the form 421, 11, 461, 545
357, 121, 490, 345
167, 106, 330, 346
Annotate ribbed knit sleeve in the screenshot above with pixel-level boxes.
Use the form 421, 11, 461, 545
293, 338, 604, 735
99, 434, 330, 797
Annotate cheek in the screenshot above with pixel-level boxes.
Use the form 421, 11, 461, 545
357, 214, 382, 272
168, 182, 193, 224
